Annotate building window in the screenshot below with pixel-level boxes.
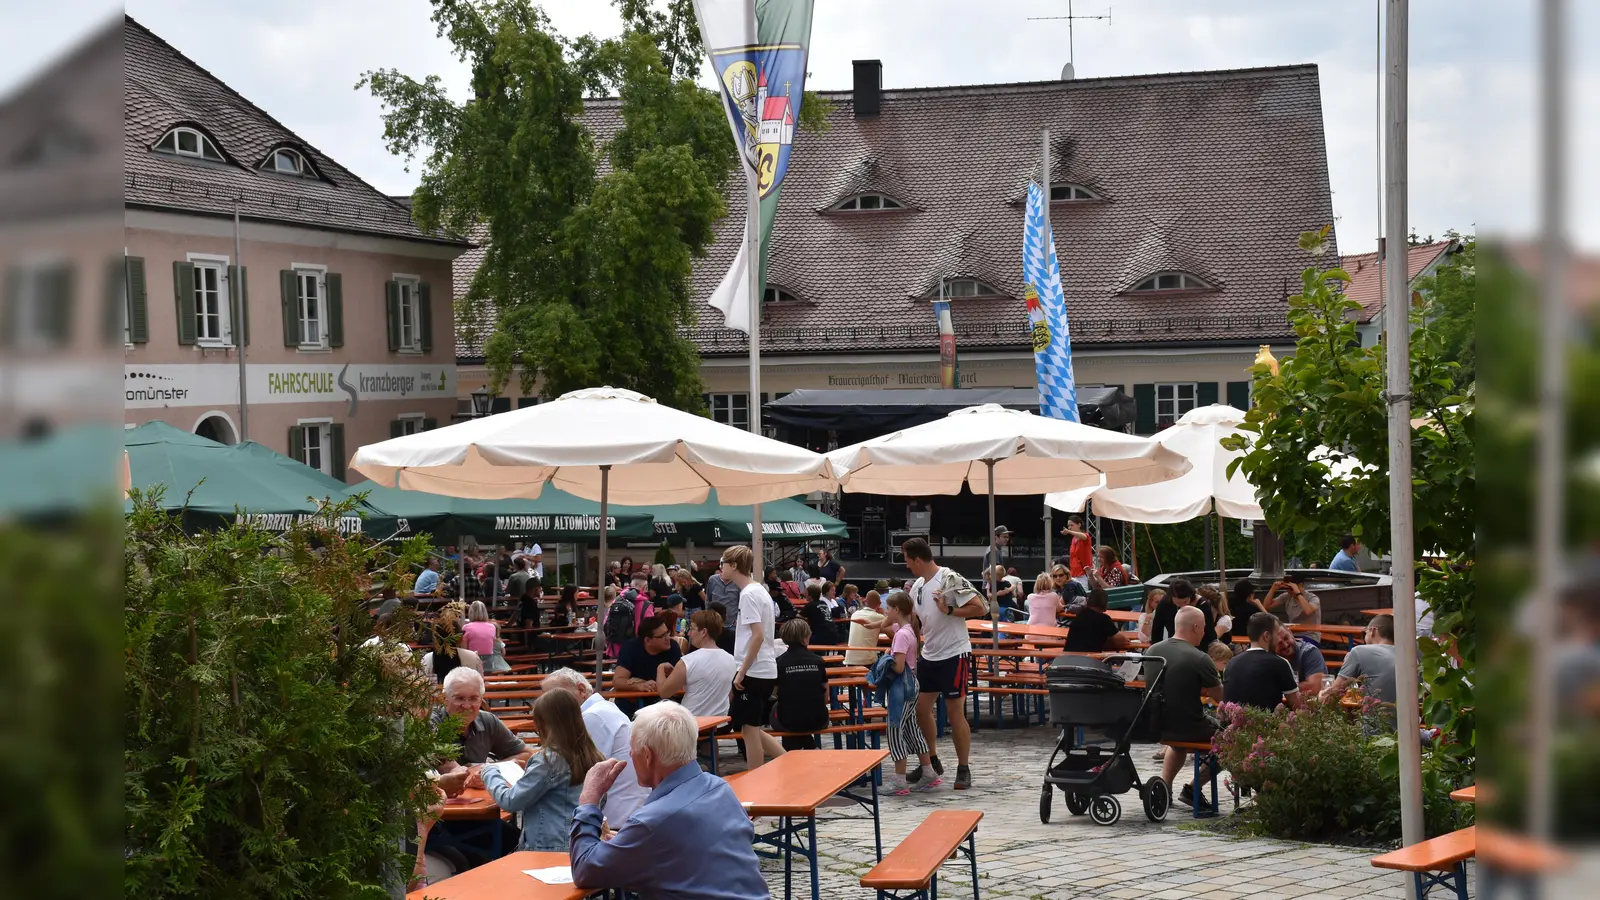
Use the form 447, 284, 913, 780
297, 269, 325, 348
834, 194, 903, 211
1156, 383, 1197, 428
762, 287, 801, 304
6, 262, 72, 348
191, 259, 231, 345
300, 422, 330, 474
1133, 272, 1211, 292
1049, 183, 1099, 201
154, 126, 224, 162
396, 415, 425, 436
264, 147, 313, 177
396, 278, 422, 352
706, 392, 749, 431
939, 278, 1001, 298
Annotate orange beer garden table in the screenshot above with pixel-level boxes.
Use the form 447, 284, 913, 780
727, 748, 888, 900
406, 850, 588, 900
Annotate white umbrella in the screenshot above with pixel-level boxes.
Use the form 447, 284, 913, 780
351, 385, 837, 685
828, 404, 1190, 646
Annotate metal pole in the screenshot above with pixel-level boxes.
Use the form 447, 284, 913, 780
1043, 504, 1053, 570
595, 465, 611, 691
746, 149, 765, 563
1216, 510, 1228, 593
1528, 0, 1566, 840
233, 202, 248, 441
986, 460, 999, 650
1383, 0, 1424, 878
1041, 126, 1054, 565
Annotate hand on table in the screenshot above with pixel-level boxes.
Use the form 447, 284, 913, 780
639, 680, 658, 692
437, 768, 470, 797
579, 757, 627, 807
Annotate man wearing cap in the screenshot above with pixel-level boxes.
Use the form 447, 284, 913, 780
528, 544, 545, 581
981, 526, 1012, 574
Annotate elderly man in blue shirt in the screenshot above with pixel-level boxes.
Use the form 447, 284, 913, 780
412, 557, 442, 597
570, 701, 767, 900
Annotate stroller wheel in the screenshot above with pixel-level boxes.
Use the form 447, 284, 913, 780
1065, 792, 1090, 816
1089, 794, 1121, 826
1142, 776, 1171, 822
1039, 785, 1052, 824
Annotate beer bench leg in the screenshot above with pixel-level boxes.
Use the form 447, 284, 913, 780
1191, 750, 1220, 818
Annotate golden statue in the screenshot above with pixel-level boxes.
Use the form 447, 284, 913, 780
1254, 344, 1280, 376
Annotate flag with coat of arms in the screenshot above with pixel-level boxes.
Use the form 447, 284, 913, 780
693, 0, 815, 335
1022, 181, 1079, 421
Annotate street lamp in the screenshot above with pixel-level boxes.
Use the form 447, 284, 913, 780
470, 388, 492, 418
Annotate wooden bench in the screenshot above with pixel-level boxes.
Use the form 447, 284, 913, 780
1370, 826, 1475, 900
1161, 740, 1225, 818
860, 809, 983, 900
968, 684, 1048, 730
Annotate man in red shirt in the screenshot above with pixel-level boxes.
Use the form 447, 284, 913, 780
1060, 514, 1094, 589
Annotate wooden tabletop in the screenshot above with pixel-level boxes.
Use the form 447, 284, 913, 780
1291, 623, 1369, 636
1449, 784, 1475, 803
697, 715, 731, 734
1065, 608, 1143, 623
1360, 608, 1393, 617
728, 748, 888, 816
407, 850, 586, 900
969, 620, 1071, 640
437, 786, 501, 821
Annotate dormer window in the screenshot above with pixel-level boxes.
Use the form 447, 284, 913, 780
1132, 272, 1212, 292
1050, 183, 1100, 201
154, 126, 224, 162
762, 287, 802, 304
939, 279, 1002, 298
834, 194, 903, 212
263, 147, 316, 178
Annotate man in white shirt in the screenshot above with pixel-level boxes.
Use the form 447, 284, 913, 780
542, 667, 650, 824
529, 543, 545, 581
657, 609, 739, 717
903, 537, 986, 790
722, 545, 786, 769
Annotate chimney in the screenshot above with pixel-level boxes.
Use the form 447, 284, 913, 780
853, 59, 882, 118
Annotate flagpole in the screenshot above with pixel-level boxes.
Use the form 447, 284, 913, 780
1041, 127, 1054, 557
746, 155, 764, 563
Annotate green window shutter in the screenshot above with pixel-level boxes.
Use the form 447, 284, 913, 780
280, 269, 299, 346
329, 423, 346, 481
390, 419, 404, 439
173, 261, 197, 345
288, 425, 305, 464
1133, 384, 1156, 434
230, 265, 249, 345
1226, 381, 1251, 410
385, 280, 400, 351
121, 256, 151, 344
423, 417, 438, 431
1197, 382, 1219, 407
2, 267, 19, 346
418, 281, 434, 352
45, 263, 74, 344
326, 273, 344, 348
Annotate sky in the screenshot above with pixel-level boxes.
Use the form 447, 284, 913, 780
2, 1, 1591, 251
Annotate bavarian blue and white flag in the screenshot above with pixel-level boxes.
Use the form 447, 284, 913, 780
1022, 181, 1079, 421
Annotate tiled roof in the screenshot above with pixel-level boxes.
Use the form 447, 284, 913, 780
457, 64, 1336, 359
1339, 240, 1458, 322
123, 17, 468, 246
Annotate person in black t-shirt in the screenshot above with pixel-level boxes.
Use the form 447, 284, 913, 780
774, 618, 830, 750
707, 601, 736, 655
612, 615, 683, 716
1223, 612, 1302, 712
1150, 578, 1217, 648
1062, 589, 1137, 652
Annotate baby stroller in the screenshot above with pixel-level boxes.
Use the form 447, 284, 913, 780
1039, 653, 1170, 826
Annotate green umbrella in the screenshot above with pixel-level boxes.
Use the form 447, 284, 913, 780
0, 424, 123, 521
631, 489, 847, 545
343, 481, 656, 544
124, 422, 391, 536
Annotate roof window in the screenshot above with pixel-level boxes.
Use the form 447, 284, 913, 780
834, 193, 903, 211
1132, 272, 1212, 292
262, 147, 316, 178
154, 126, 224, 162
1050, 183, 1100, 201
937, 279, 1002, 298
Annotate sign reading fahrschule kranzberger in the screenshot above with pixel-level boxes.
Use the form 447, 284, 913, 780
125, 363, 454, 410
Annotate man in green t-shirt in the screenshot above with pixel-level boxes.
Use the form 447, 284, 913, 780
1144, 605, 1223, 801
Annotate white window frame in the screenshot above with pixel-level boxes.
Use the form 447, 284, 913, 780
833, 193, 903, 212
1049, 183, 1100, 201
396, 414, 426, 436
11, 258, 67, 349
266, 147, 311, 177
292, 262, 328, 350
297, 418, 333, 475
1155, 383, 1198, 429
188, 252, 232, 347
705, 392, 750, 431
941, 278, 1001, 299
155, 126, 224, 161
762, 287, 801, 304
393, 274, 423, 353
1133, 272, 1211, 292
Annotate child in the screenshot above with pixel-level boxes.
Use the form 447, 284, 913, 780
1137, 588, 1166, 643
882, 591, 940, 794
479, 689, 602, 851
1207, 639, 1235, 673
1025, 573, 1065, 628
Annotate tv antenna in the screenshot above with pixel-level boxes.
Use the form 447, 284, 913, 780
1027, 1, 1112, 75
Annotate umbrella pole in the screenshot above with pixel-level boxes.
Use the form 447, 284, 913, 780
986, 459, 998, 650
596, 465, 611, 691
1216, 511, 1228, 593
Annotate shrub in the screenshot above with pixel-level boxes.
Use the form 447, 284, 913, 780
125, 493, 452, 898
1214, 700, 1471, 845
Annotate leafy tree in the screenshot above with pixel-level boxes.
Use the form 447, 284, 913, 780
124, 494, 450, 898
362, 0, 734, 412
1224, 228, 1475, 767
1414, 232, 1475, 390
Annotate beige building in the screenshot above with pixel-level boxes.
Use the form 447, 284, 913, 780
122, 17, 469, 480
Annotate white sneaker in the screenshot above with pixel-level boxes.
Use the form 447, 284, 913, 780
912, 776, 943, 792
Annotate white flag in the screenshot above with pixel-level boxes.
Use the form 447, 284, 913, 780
694, 0, 759, 334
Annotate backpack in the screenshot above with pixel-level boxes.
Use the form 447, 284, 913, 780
603, 594, 636, 645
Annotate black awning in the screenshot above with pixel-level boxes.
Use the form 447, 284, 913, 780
764, 386, 1137, 432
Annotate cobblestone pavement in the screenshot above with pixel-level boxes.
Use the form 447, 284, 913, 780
730, 726, 1474, 900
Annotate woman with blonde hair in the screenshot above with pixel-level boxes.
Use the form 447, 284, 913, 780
462, 599, 510, 674
1025, 572, 1065, 628
479, 689, 602, 851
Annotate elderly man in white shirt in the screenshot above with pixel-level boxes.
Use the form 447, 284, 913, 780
541, 667, 650, 824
